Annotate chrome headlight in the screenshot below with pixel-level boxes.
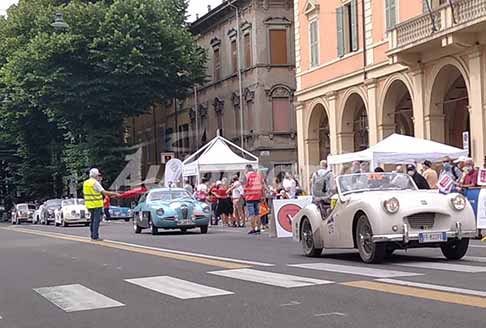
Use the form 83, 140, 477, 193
451, 194, 466, 211
202, 205, 210, 213
128, 209, 132, 215
71, 210, 77, 216
383, 197, 400, 214
156, 208, 165, 216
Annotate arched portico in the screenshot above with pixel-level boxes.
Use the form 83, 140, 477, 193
339, 91, 369, 153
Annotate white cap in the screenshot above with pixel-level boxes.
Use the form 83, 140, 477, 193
89, 168, 100, 178
216, 180, 222, 186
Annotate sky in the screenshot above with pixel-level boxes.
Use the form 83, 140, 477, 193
0, 0, 223, 21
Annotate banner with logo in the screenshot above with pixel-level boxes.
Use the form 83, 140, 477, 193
272, 197, 313, 238
164, 159, 183, 187
437, 174, 454, 194
475, 189, 486, 229
477, 169, 486, 186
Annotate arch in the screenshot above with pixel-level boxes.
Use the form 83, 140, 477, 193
266, 84, 294, 100
305, 96, 330, 139
305, 99, 331, 175
339, 88, 369, 152
379, 74, 415, 139
428, 58, 470, 150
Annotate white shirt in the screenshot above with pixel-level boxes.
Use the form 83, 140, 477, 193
93, 180, 105, 193
283, 178, 297, 198
231, 181, 244, 199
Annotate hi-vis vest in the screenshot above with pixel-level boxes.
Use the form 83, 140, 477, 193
83, 178, 103, 209
244, 171, 263, 201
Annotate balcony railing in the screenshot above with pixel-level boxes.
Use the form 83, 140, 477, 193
389, 0, 486, 51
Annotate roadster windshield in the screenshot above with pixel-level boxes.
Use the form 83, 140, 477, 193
337, 173, 417, 195
62, 199, 85, 206
148, 190, 193, 202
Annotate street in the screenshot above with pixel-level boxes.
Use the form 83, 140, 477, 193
1, 222, 486, 328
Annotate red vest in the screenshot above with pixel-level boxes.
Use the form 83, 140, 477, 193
244, 172, 263, 201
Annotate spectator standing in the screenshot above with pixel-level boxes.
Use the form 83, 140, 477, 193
407, 164, 430, 189
208, 182, 219, 225
212, 181, 232, 226
103, 195, 111, 221
458, 159, 479, 190
422, 160, 438, 189
351, 161, 361, 174
183, 178, 193, 195
195, 177, 209, 201
244, 165, 264, 234
282, 173, 297, 199
441, 156, 462, 182
227, 176, 245, 227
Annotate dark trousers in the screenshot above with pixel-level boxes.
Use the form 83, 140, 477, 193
89, 208, 102, 240
104, 208, 111, 220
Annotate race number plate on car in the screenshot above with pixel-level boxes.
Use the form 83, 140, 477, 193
418, 232, 447, 243
178, 219, 192, 226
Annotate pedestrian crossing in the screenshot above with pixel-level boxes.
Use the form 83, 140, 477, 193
31, 258, 486, 313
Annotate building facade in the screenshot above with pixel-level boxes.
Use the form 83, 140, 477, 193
295, 0, 486, 190
129, 0, 297, 179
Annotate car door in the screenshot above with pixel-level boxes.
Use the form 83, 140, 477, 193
134, 193, 149, 228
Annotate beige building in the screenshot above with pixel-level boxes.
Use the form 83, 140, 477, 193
294, 0, 486, 190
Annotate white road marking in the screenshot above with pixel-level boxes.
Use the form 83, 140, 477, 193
34, 284, 124, 312
96, 239, 275, 267
470, 245, 486, 248
461, 256, 486, 263
314, 312, 347, 317
376, 279, 486, 297
288, 263, 422, 278
396, 261, 486, 273
280, 301, 301, 307
125, 276, 233, 299
209, 269, 334, 288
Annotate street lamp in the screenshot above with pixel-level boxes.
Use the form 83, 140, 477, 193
51, 12, 69, 31
227, 1, 245, 149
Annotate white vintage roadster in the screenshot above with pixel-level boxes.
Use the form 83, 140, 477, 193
292, 173, 477, 263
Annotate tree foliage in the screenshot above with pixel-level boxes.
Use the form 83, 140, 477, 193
0, 0, 205, 200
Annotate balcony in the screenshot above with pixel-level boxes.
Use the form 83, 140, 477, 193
388, 0, 486, 62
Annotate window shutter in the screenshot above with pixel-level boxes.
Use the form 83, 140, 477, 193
350, 0, 359, 51
310, 21, 318, 66
423, 0, 431, 13
336, 6, 344, 57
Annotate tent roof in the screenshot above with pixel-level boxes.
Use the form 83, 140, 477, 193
183, 136, 258, 175
328, 134, 468, 165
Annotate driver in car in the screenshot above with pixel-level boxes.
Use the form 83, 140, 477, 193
312, 168, 336, 217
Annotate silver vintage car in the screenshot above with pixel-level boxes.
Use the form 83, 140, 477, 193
292, 173, 477, 263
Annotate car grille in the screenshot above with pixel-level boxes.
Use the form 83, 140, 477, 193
80, 210, 86, 219
181, 205, 189, 220
407, 213, 435, 229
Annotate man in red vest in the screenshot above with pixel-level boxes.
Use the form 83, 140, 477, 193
244, 164, 264, 234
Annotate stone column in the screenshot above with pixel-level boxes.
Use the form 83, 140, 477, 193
303, 138, 319, 192
468, 49, 486, 164
365, 79, 379, 145
337, 132, 355, 154
410, 66, 426, 139
295, 102, 307, 188
378, 124, 396, 140
425, 113, 446, 142
326, 92, 339, 155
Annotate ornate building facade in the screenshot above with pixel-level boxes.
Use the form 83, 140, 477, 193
295, 0, 486, 190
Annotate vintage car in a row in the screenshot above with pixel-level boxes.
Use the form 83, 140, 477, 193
54, 198, 90, 227
133, 188, 210, 235
292, 172, 477, 263
11, 203, 36, 225
106, 205, 133, 222
33, 199, 62, 225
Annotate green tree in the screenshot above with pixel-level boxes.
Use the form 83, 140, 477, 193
0, 0, 206, 198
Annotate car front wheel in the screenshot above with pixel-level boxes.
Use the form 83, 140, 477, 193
149, 219, 158, 235
441, 238, 469, 260
133, 219, 142, 234
301, 218, 322, 257
355, 215, 385, 264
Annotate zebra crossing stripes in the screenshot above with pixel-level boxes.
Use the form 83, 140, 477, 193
125, 276, 233, 299
209, 268, 334, 288
396, 261, 486, 273
288, 262, 422, 278
34, 284, 124, 312
376, 279, 486, 297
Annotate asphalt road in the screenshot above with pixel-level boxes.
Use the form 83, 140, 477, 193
1, 221, 486, 328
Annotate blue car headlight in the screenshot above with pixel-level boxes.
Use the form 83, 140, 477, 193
156, 208, 165, 216
202, 206, 210, 214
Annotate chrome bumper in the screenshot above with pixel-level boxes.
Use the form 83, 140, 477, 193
372, 222, 477, 243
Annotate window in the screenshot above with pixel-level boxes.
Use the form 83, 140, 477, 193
272, 98, 291, 132
309, 20, 319, 67
423, 0, 447, 12
165, 128, 173, 150
213, 48, 221, 81
337, 0, 358, 57
244, 33, 251, 68
385, 0, 397, 30
231, 40, 238, 74
269, 29, 288, 65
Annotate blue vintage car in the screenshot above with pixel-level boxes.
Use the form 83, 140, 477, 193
132, 188, 210, 235
106, 206, 133, 222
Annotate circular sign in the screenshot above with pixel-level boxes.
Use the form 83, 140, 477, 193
277, 204, 302, 233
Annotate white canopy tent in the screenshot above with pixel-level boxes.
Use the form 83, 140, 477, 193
328, 134, 468, 167
182, 136, 259, 180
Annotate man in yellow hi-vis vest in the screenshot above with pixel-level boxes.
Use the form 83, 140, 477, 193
83, 168, 119, 241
